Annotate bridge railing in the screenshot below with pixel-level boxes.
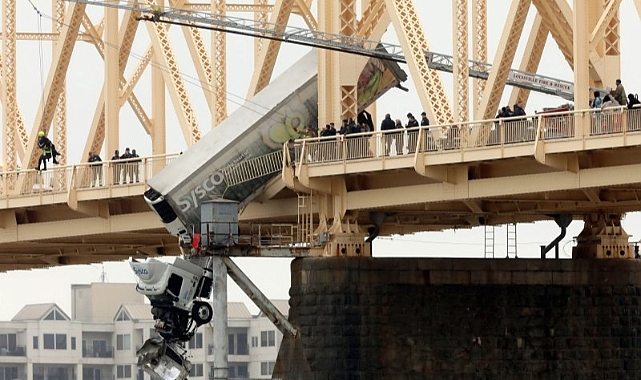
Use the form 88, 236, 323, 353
293, 106, 641, 165
0, 152, 181, 198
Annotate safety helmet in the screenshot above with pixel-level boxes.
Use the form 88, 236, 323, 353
38, 131, 45, 137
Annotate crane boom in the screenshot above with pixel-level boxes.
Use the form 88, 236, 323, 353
66, 0, 578, 99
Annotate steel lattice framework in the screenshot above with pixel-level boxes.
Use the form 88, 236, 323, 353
0, 1, 636, 169
0, 1, 634, 191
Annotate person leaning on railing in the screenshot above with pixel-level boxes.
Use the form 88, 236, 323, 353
601, 94, 621, 134
627, 93, 641, 109
626, 93, 641, 132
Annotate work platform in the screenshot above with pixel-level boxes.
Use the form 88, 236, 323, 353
1, 106, 640, 270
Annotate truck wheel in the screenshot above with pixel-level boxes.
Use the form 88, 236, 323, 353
192, 302, 213, 325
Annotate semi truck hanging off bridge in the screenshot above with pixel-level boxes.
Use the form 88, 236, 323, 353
54, 2, 606, 379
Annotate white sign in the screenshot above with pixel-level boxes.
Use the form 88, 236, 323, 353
508, 71, 573, 93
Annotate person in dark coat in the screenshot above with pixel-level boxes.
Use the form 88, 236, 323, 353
111, 150, 121, 184
130, 149, 141, 183
406, 113, 419, 154
88, 151, 102, 187
120, 147, 133, 183
513, 101, 526, 117
380, 113, 396, 156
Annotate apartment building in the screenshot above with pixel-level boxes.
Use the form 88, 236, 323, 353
0, 283, 286, 380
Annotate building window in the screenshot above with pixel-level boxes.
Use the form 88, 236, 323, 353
228, 334, 235, 355
0, 334, 17, 355
251, 336, 258, 347
33, 336, 38, 349
83, 367, 102, 380
116, 334, 131, 350
229, 363, 248, 379
137, 368, 144, 380
56, 334, 67, 350
44, 309, 66, 320
90, 340, 109, 357
116, 311, 130, 321
260, 331, 275, 347
43, 333, 66, 350
188, 364, 203, 378
71, 337, 76, 350
0, 367, 18, 380
236, 333, 248, 355
0, 334, 17, 352
228, 331, 248, 355
260, 361, 275, 376
188, 333, 202, 349
116, 365, 131, 379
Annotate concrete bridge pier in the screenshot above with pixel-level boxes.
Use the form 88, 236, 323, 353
275, 257, 641, 380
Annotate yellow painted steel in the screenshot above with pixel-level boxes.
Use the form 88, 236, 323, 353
0, 1, 637, 269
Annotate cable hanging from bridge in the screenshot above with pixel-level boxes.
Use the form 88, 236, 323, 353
27, 0, 308, 130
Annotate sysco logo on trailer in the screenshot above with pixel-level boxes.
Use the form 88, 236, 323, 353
177, 171, 226, 213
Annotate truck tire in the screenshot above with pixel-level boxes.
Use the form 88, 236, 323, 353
192, 301, 213, 325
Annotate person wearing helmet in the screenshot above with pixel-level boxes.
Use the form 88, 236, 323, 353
36, 131, 61, 170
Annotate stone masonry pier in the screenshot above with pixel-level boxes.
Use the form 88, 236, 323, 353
274, 258, 641, 380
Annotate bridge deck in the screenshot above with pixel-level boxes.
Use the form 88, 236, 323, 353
1, 107, 641, 270
282, 106, 641, 235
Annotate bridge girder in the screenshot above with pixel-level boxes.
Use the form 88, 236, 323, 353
0, 1, 637, 269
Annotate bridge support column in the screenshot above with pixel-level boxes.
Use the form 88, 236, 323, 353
276, 258, 641, 380
211, 257, 228, 380
572, 213, 633, 259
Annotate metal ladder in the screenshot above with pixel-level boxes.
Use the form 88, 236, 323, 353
484, 225, 495, 258
506, 223, 518, 258
297, 194, 314, 243
220, 150, 284, 187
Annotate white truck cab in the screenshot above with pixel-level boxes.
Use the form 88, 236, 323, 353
130, 258, 213, 341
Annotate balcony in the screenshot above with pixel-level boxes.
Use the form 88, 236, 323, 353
207, 345, 249, 356
0, 346, 26, 356
82, 348, 114, 358
208, 373, 251, 380
83, 375, 115, 380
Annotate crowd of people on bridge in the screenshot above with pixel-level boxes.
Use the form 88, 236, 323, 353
83, 147, 141, 187
590, 79, 641, 110
34, 134, 142, 188
309, 110, 432, 157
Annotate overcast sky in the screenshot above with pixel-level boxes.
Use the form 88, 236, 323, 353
1, 1, 640, 321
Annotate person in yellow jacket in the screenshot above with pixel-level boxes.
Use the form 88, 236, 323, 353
36, 131, 61, 170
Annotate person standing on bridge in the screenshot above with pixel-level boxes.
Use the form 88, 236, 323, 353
613, 79, 627, 107
406, 113, 419, 154
602, 94, 621, 133
88, 151, 103, 187
592, 91, 603, 109
513, 101, 526, 117
121, 148, 133, 183
130, 149, 141, 183
380, 114, 396, 156
420, 111, 430, 127
111, 150, 121, 185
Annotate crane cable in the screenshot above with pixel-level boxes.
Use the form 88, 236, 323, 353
26, 0, 48, 122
